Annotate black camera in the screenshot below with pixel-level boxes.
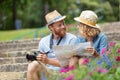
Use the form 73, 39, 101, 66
26, 51, 50, 61
26, 51, 40, 61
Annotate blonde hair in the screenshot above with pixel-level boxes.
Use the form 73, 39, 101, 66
79, 25, 100, 38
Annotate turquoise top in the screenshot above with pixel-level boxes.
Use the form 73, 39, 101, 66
76, 32, 111, 69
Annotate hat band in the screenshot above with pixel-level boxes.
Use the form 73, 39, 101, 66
79, 17, 96, 26
48, 16, 63, 25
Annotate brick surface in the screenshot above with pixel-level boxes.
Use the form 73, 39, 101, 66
0, 57, 27, 65
0, 58, 14, 65
0, 63, 28, 72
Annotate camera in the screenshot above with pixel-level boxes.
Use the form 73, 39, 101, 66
26, 51, 50, 61
26, 51, 40, 61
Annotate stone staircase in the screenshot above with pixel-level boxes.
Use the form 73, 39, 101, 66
0, 38, 40, 80
0, 51, 28, 80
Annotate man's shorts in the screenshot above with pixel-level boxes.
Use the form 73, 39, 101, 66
41, 70, 63, 80
39, 62, 63, 80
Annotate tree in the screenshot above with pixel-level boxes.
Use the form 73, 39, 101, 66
106, 0, 119, 21
0, 0, 119, 30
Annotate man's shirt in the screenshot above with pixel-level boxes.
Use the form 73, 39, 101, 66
38, 33, 77, 70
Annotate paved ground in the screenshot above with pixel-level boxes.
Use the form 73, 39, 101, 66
100, 22, 120, 33
67, 21, 120, 33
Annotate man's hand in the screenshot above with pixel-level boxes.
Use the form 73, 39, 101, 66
36, 53, 60, 67
36, 54, 49, 64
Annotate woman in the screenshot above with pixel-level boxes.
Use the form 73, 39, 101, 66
69, 10, 111, 69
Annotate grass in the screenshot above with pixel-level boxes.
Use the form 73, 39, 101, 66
0, 25, 77, 42
0, 27, 50, 42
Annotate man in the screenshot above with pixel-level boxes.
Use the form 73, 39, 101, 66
27, 10, 77, 80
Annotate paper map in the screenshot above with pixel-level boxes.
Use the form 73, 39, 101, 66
53, 42, 92, 67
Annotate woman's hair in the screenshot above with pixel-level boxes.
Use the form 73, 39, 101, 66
79, 25, 100, 38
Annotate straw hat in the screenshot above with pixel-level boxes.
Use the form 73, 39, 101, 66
45, 10, 66, 26
74, 10, 100, 30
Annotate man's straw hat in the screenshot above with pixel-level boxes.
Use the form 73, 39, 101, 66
74, 10, 100, 30
45, 10, 66, 26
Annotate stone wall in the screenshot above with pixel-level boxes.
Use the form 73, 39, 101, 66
0, 38, 40, 80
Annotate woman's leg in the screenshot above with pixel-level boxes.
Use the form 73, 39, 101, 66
79, 57, 89, 66
69, 56, 79, 67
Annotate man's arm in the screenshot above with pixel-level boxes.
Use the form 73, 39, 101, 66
36, 54, 61, 67
47, 58, 61, 67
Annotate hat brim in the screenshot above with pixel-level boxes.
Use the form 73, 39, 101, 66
74, 17, 100, 30
47, 16, 66, 26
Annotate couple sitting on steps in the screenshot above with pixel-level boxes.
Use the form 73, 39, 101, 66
27, 10, 111, 80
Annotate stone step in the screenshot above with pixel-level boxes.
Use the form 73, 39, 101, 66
0, 44, 38, 53
0, 38, 40, 45
105, 32, 120, 41
0, 38, 40, 52
0, 41, 38, 49
0, 49, 38, 58
100, 22, 120, 33
0, 57, 28, 65
0, 63, 28, 72
0, 72, 26, 80
0, 50, 27, 58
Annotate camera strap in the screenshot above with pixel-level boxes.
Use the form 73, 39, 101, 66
50, 34, 63, 49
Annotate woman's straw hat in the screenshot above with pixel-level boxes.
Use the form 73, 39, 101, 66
74, 10, 100, 30
45, 10, 66, 26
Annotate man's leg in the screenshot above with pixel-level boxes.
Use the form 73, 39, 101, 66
27, 61, 41, 80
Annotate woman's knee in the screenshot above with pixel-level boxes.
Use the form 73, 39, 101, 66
69, 56, 78, 67
79, 58, 89, 65
79, 58, 85, 65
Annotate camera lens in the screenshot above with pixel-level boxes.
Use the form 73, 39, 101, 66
26, 54, 37, 61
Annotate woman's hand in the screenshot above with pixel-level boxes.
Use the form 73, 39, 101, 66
86, 47, 95, 54
86, 47, 99, 57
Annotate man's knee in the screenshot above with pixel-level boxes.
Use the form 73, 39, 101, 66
27, 61, 40, 73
